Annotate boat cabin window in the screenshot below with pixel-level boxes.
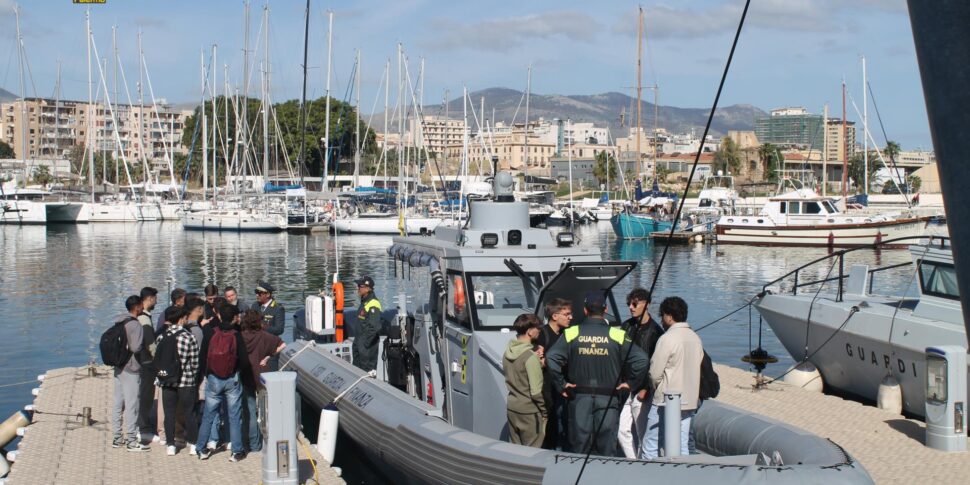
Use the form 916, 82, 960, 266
918, 261, 960, 301
821, 200, 838, 213
466, 272, 543, 330
446, 271, 472, 328
788, 202, 802, 215
804, 202, 822, 214
779, 202, 786, 214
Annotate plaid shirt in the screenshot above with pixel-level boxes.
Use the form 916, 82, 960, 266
155, 325, 200, 388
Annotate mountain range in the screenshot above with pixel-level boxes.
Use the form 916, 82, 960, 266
371, 87, 766, 137
0, 87, 17, 101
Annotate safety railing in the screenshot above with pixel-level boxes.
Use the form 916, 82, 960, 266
761, 235, 949, 302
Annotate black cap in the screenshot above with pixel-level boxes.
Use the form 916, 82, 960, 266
354, 276, 375, 288
584, 291, 607, 310
255, 280, 275, 294
140, 287, 158, 299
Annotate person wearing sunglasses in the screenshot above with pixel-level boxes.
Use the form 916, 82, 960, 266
617, 288, 664, 459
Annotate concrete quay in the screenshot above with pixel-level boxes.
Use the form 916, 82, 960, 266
5, 366, 343, 485
715, 363, 968, 484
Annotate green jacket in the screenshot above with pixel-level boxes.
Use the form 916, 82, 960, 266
503, 338, 547, 416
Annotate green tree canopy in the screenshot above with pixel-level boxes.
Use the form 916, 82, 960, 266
0, 140, 14, 159
592, 150, 616, 186
181, 95, 378, 180
713, 136, 742, 175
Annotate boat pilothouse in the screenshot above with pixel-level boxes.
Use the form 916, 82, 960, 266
716, 179, 931, 247
284, 170, 872, 484
754, 236, 966, 419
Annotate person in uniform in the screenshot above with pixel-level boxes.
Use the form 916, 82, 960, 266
252, 280, 285, 371
251, 280, 285, 337
352, 276, 382, 372
546, 292, 648, 456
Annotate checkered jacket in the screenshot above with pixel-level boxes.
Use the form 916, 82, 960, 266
155, 326, 200, 388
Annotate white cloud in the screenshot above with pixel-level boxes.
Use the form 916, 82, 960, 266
424, 11, 603, 53
612, 0, 908, 39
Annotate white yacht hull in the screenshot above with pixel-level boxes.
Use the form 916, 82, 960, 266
86, 202, 159, 222
0, 200, 47, 224
333, 215, 443, 234
756, 293, 968, 418
716, 217, 929, 247
181, 210, 287, 232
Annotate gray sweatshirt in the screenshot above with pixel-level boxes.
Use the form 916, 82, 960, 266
120, 315, 144, 374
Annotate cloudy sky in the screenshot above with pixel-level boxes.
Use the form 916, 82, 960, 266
0, 0, 931, 149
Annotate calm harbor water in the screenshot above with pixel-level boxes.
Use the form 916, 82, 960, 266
0, 221, 917, 427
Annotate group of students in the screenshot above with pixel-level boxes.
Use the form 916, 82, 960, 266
502, 288, 716, 459
103, 281, 287, 462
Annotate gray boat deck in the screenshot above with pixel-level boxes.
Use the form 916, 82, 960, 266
715, 363, 969, 484
5, 366, 343, 485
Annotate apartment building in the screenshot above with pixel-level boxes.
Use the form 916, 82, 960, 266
0, 97, 190, 173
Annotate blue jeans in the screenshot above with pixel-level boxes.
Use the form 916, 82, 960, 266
639, 405, 695, 459
206, 400, 228, 445
244, 387, 262, 452
196, 373, 244, 454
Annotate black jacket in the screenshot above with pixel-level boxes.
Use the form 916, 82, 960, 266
622, 314, 664, 392
546, 317, 648, 397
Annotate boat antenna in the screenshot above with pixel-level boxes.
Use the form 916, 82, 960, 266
572, 2, 752, 483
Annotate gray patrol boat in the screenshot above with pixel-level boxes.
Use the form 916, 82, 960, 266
283, 170, 871, 484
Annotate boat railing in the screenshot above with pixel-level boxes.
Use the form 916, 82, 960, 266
761, 235, 949, 302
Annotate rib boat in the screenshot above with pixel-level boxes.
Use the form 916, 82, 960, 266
284, 171, 871, 484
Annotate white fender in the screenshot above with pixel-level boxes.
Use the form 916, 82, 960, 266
316, 405, 339, 464
877, 375, 903, 415
783, 362, 824, 392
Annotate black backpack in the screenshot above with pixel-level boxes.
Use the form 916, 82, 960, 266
100, 317, 136, 367
155, 330, 183, 386
699, 352, 720, 400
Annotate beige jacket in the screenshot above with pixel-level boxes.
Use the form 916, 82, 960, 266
649, 322, 704, 409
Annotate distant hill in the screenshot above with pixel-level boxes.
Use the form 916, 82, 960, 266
0, 87, 17, 101
370, 87, 766, 137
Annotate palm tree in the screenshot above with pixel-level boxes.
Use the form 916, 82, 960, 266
757, 143, 775, 180
884, 140, 901, 165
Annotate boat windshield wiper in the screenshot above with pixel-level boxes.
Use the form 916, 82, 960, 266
504, 258, 540, 293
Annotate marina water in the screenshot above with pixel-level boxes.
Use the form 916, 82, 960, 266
0, 221, 917, 440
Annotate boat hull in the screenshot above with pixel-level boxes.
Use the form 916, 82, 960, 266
610, 212, 673, 239
181, 210, 287, 232
0, 200, 46, 224
756, 293, 969, 418
716, 217, 930, 247
282, 340, 871, 484
333, 216, 443, 234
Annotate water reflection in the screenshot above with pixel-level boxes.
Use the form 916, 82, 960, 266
0, 222, 918, 419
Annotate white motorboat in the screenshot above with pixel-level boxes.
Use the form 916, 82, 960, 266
696, 173, 738, 215
754, 236, 963, 418
716, 181, 931, 247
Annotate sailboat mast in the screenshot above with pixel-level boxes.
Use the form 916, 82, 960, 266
297, 0, 309, 179
112, 26, 118, 185
653, 84, 658, 181
353, 49, 361, 187
211, 45, 217, 200
323, 10, 333, 189
635, 6, 643, 183
841, 80, 847, 200
822, 104, 828, 197
524, 64, 531, 175
201, 48, 208, 200
261, 5, 270, 184
86, 10, 94, 201
862, 55, 868, 195
241, 1, 250, 185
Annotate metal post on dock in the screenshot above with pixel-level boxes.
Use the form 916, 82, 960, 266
663, 392, 682, 458
260, 372, 299, 485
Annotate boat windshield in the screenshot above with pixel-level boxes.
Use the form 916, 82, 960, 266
466, 272, 545, 329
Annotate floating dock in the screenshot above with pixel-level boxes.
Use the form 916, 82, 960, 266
649, 229, 713, 244
714, 363, 969, 484
4, 366, 343, 485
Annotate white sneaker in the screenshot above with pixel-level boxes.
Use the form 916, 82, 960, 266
152, 434, 161, 443
166, 445, 176, 456
206, 441, 218, 450
188, 444, 197, 456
